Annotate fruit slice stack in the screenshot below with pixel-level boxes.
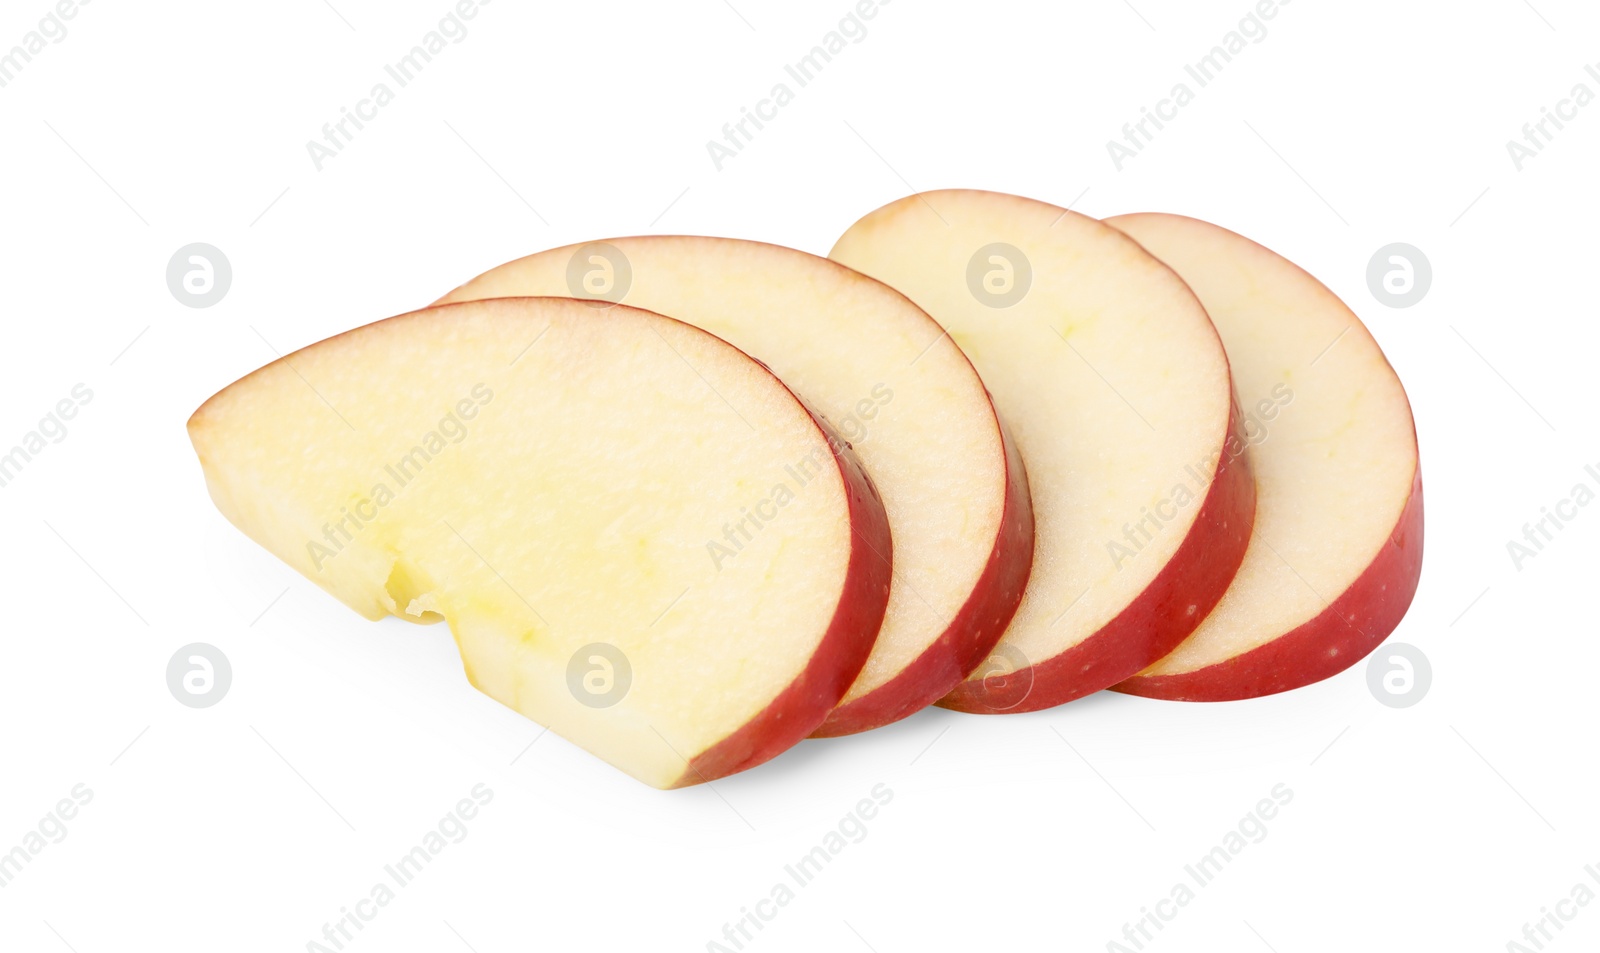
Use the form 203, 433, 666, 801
189, 191, 1422, 788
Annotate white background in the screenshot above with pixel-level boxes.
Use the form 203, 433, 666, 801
1, 0, 1596, 950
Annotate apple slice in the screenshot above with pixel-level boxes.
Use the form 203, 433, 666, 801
1107, 213, 1422, 700
831, 190, 1255, 713
187, 297, 892, 787
435, 237, 1032, 736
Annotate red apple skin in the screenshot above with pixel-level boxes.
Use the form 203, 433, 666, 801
672, 421, 893, 788
1114, 466, 1424, 702
812, 417, 1035, 737
938, 398, 1258, 714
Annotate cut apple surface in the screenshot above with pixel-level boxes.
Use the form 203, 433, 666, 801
188, 297, 892, 787
1107, 213, 1422, 701
831, 190, 1255, 713
435, 236, 1033, 736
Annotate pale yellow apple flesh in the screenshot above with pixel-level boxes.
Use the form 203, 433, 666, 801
435, 237, 1032, 735
188, 298, 892, 786
1108, 213, 1422, 699
832, 190, 1254, 712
